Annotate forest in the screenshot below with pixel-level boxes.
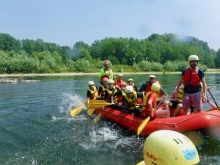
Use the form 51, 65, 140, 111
0, 32, 220, 73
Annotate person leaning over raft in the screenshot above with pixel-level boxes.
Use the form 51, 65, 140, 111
140, 83, 170, 119
87, 81, 99, 100
98, 60, 113, 81
174, 55, 207, 115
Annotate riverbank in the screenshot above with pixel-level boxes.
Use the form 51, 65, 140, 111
0, 69, 219, 77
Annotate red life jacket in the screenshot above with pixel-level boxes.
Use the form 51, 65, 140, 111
183, 67, 200, 86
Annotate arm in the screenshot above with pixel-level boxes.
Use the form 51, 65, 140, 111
174, 77, 183, 97
98, 69, 104, 78
87, 90, 91, 100
139, 83, 147, 92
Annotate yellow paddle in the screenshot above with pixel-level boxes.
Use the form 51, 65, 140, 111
88, 100, 113, 109
137, 98, 164, 135
87, 108, 95, 115
92, 97, 114, 123
70, 100, 87, 117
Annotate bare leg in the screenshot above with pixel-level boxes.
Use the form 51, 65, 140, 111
156, 109, 170, 118
173, 103, 182, 117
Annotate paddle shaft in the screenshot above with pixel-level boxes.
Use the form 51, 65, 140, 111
208, 90, 219, 110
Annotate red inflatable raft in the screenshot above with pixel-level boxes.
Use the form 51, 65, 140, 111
94, 106, 220, 136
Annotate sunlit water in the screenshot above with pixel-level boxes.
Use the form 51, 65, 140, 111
0, 74, 219, 165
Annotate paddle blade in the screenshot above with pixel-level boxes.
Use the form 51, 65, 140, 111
137, 117, 150, 135
88, 103, 112, 109
88, 100, 112, 109
93, 113, 102, 123
70, 106, 83, 117
87, 108, 95, 115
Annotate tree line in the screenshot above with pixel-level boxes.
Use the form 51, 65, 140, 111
0, 32, 220, 74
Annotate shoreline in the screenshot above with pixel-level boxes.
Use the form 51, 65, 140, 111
0, 71, 219, 77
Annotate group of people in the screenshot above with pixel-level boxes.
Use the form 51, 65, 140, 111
87, 55, 216, 120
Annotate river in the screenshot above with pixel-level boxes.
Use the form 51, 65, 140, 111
0, 73, 220, 165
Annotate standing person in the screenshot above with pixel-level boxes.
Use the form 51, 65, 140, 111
127, 78, 138, 91
87, 81, 99, 100
141, 83, 170, 119
174, 55, 207, 115
98, 60, 113, 81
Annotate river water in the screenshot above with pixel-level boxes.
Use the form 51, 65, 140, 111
0, 73, 220, 165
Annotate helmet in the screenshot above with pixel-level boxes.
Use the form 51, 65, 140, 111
107, 79, 114, 84
151, 83, 161, 92
144, 130, 200, 165
149, 75, 156, 79
104, 60, 110, 65
120, 82, 127, 87
88, 81, 95, 86
125, 85, 134, 93
102, 77, 108, 82
128, 78, 133, 82
118, 73, 123, 77
188, 55, 199, 63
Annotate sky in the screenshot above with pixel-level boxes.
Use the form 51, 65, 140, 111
0, 0, 220, 51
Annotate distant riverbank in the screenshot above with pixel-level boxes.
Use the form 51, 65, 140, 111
0, 69, 219, 77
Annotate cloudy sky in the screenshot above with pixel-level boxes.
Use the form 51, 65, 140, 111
0, 0, 220, 51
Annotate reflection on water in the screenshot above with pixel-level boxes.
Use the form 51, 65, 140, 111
0, 74, 219, 165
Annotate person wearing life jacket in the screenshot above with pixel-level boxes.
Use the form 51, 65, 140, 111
169, 85, 184, 117
174, 55, 207, 115
122, 86, 142, 116
98, 77, 108, 99
104, 79, 118, 103
141, 83, 170, 119
113, 81, 127, 106
87, 81, 99, 100
114, 73, 124, 90
98, 60, 113, 82
127, 78, 138, 91
139, 75, 159, 93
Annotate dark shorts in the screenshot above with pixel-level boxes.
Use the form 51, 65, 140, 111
170, 100, 181, 108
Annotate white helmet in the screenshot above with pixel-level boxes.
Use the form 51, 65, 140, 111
107, 79, 114, 84
151, 83, 161, 92
144, 130, 200, 165
88, 81, 95, 86
125, 85, 134, 93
